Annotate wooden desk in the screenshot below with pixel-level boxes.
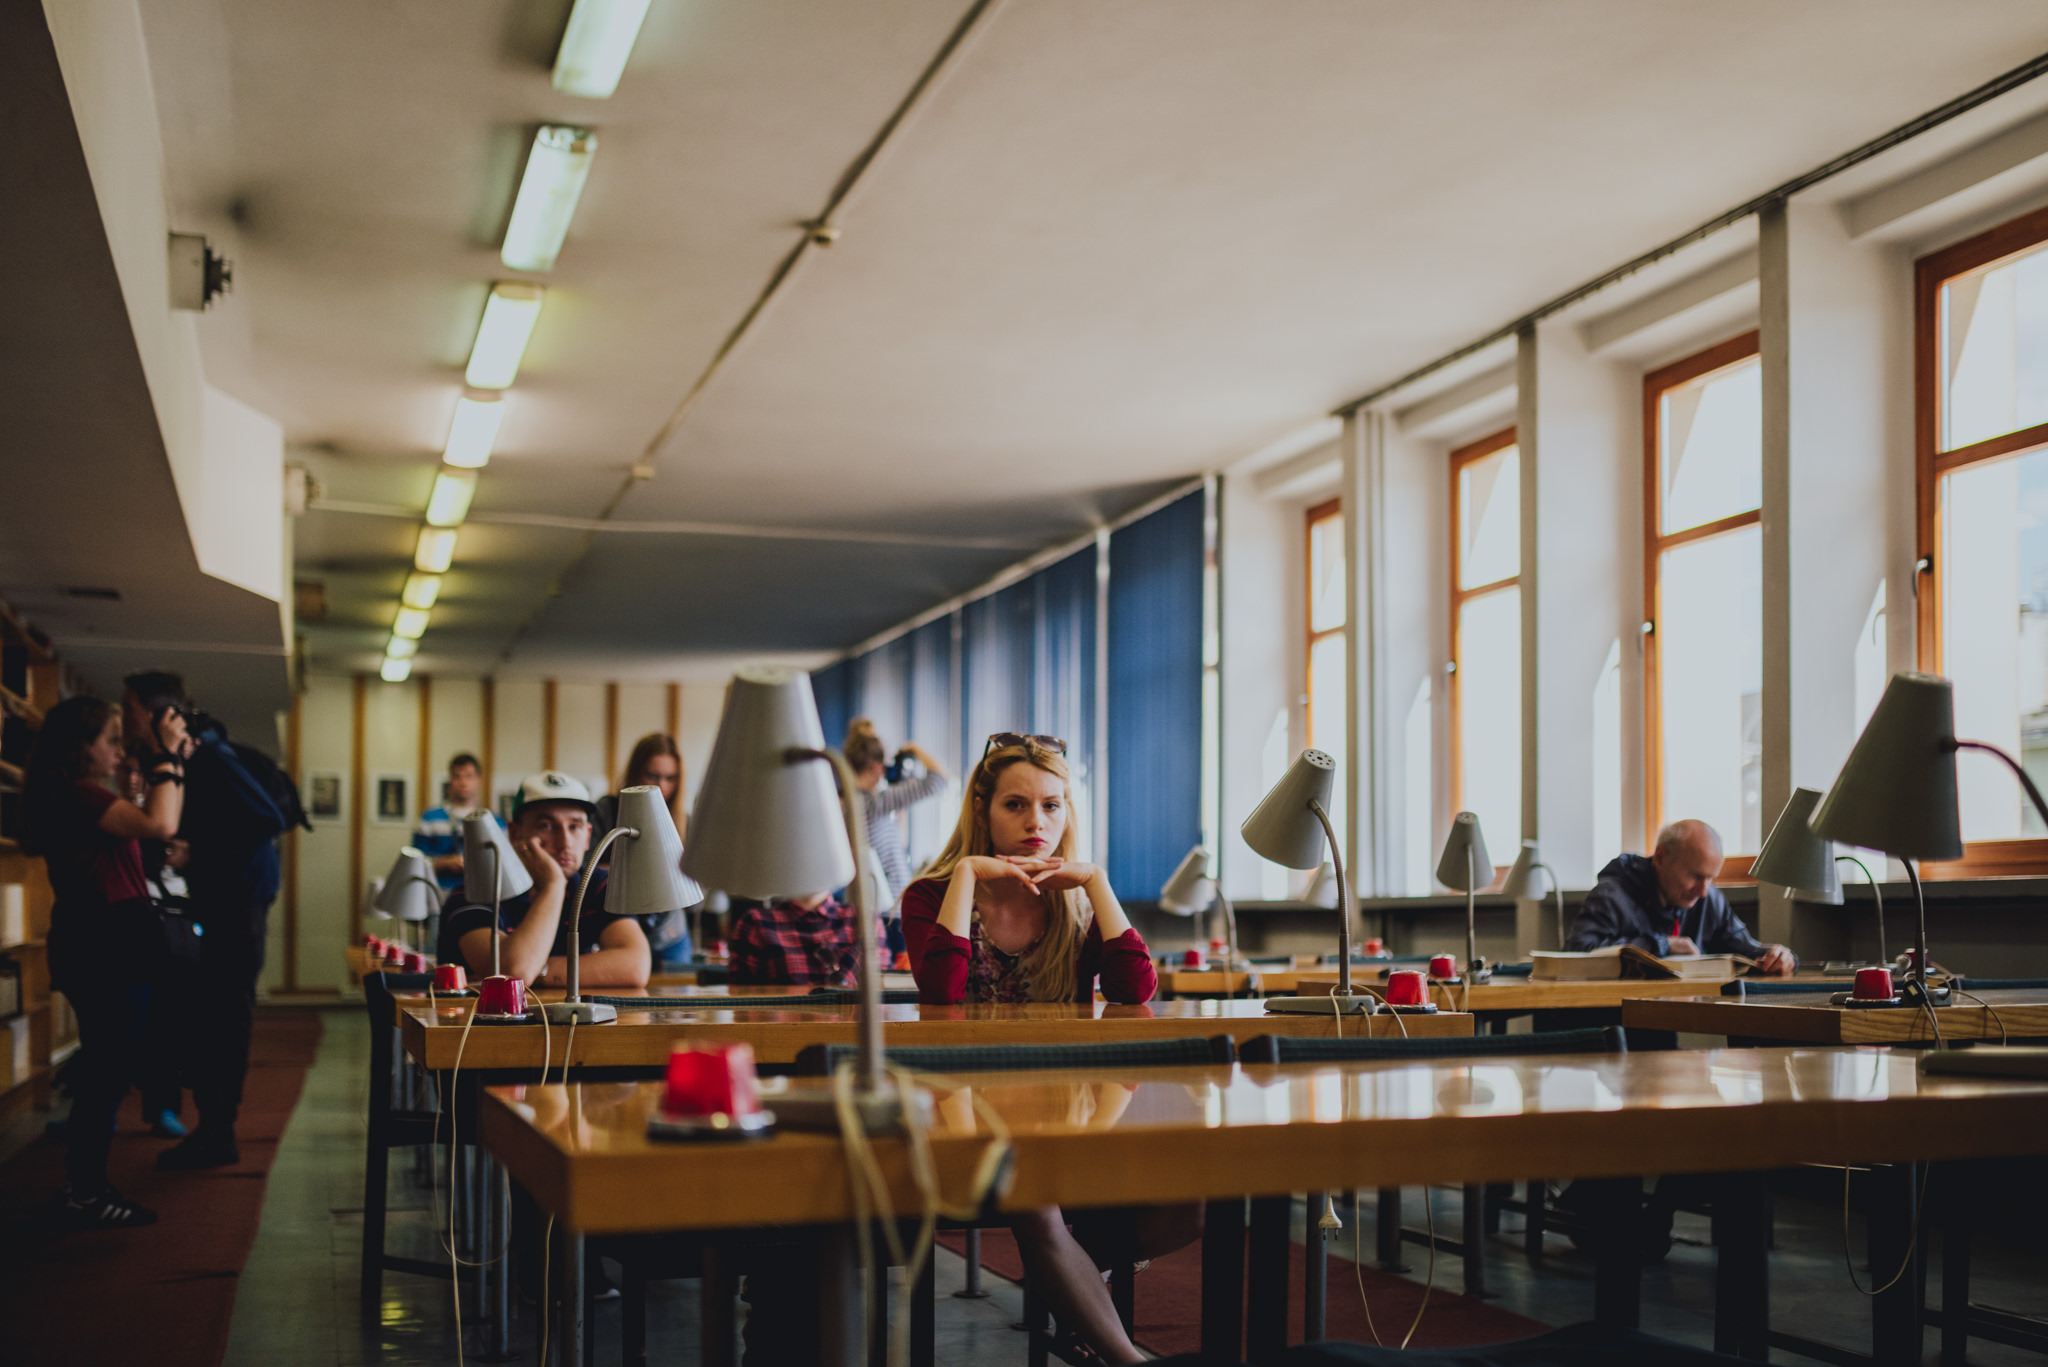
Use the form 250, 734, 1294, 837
1293, 970, 1734, 1012
402, 997, 1475, 1071
1162, 968, 1304, 996
482, 1045, 2048, 1367
482, 1045, 2048, 1229
1622, 989, 2048, 1044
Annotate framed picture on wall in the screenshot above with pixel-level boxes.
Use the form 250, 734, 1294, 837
307, 772, 343, 822
373, 773, 410, 825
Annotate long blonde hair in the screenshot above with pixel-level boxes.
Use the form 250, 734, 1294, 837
922, 740, 1088, 1003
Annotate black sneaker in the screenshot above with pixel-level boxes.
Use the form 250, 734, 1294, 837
156, 1130, 239, 1171
65, 1185, 159, 1229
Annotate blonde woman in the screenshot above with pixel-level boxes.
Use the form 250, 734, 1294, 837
595, 733, 692, 965
898, 734, 1181, 1365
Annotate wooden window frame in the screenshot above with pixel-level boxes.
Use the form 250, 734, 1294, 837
1304, 498, 1344, 756
1448, 426, 1518, 837
1642, 330, 1762, 880
1913, 203, 2048, 878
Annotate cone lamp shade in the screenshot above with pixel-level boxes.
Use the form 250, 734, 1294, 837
1158, 847, 1215, 914
1435, 813, 1492, 892
682, 666, 855, 898
363, 877, 389, 921
606, 784, 701, 917
1241, 750, 1337, 869
1304, 862, 1339, 909
1810, 672, 1963, 861
1751, 787, 1843, 904
463, 811, 533, 904
1240, 749, 1365, 1011
1498, 841, 1542, 900
375, 847, 440, 922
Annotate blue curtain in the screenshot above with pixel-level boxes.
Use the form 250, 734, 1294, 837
1106, 492, 1204, 899
961, 583, 1034, 759
904, 616, 959, 866
854, 637, 911, 754
810, 660, 853, 751
1033, 546, 1098, 854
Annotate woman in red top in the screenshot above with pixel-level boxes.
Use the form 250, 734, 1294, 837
899, 735, 1183, 1364
22, 696, 189, 1228
899, 737, 1155, 1008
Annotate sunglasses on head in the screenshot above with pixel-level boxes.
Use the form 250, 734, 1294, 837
982, 732, 1067, 759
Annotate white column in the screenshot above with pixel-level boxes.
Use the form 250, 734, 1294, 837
1525, 317, 1642, 952
1344, 411, 1395, 895
1758, 200, 1909, 956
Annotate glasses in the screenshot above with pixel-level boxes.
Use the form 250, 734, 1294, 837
982, 732, 1067, 759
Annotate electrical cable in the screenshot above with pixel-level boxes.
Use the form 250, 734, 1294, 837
1950, 987, 2008, 1044
1841, 1161, 1932, 1297
1344, 1005, 1410, 1344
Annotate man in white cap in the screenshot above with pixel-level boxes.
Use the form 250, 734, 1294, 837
436, 771, 650, 988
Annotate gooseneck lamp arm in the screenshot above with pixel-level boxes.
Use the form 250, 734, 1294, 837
478, 843, 503, 979
1952, 740, 2048, 829
1307, 799, 1351, 999
1466, 845, 1480, 976
790, 746, 884, 1094
1834, 854, 1884, 967
1213, 886, 1241, 981
564, 825, 636, 1009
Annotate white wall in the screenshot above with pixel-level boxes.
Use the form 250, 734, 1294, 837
1217, 457, 1312, 900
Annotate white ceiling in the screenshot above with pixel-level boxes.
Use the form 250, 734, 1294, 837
136, 0, 2048, 679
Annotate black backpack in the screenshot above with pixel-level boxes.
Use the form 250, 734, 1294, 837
187, 713, 312, 835
234, 741, 313, 833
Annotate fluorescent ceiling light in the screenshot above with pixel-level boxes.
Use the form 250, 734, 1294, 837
465, 283, 545, 390
401, 572, 442, 610
442, 396, 505, 469
502, 127, 598, 272
415, 527, 458, 573
380, 656, 413, 683
552, 0, 652, 98
393, 606, 431, 640
386, 634, 419, 659
425, 469, 477, 528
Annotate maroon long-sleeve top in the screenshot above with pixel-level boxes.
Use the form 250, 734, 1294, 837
899, 876, 1158, 1006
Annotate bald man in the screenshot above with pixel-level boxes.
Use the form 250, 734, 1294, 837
1567, 819, 1795, 975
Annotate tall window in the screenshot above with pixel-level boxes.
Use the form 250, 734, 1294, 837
1305, 499, 1346, 847
1644, 332, 1763, 856
1916, 205, 2048, 871
1449, 429, 1520, 863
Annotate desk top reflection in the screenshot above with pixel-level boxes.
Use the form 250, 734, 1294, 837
400, 996, 1475, 1069
1623, 989, 2048, 1043
480, 1045, 2048, 1233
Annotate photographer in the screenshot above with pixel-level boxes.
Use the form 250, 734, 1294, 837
22, 696, 190, 1227
122, 671, 292, 1171
843, 720, 947, 954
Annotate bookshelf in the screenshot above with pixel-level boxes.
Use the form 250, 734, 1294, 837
0, 597, 73, 1124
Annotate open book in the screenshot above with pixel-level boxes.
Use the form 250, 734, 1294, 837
1529, 946, 1754, 981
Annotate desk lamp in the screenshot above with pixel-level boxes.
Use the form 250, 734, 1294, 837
539, 784, 697, 1026
375, 847, 441, 954
682, 665, 905, 1126
1435, 812, 1492, 984
1752, 787, 1889, 970
1303, 862, 1339, 910
1158, 847, 1248, 987
1242, 750, 1374, 1015
463, 810, 532, 980
1499, 840, 1565, 950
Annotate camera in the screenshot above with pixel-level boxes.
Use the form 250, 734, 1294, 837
884, 748, 921, 784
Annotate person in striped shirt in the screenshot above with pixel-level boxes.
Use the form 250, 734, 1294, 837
412, 753, 480, 891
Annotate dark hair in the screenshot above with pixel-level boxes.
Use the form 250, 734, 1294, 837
620, 733, 683, 820
122, 669, 188, 712
843, 718, 886, 771
20, 696, 118, 856
448, 753, 481, 774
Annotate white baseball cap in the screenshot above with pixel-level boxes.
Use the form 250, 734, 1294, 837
511, 770, 597, 819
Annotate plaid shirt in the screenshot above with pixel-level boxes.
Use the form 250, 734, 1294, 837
728, 896, 875, 987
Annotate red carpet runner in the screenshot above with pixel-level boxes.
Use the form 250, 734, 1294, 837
938, 1225, 1549, 1358
0, 1008, 324, 1367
